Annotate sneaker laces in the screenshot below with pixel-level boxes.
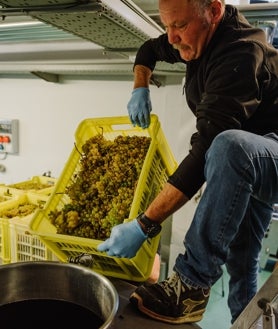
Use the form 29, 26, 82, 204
160, 272, 188, 305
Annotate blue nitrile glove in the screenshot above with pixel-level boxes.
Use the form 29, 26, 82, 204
127, 87, 152, 129
97, 219, 147, 258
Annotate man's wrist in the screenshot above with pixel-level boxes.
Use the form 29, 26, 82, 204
137, 213, 161, 238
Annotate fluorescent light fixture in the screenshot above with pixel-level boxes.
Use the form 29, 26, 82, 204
0, 21, 42, 28
0, 2, 101, 15
0, 40, 103, 54
101, 0, 164, 38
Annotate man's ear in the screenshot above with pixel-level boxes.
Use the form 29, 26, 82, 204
210, 0, 224, 24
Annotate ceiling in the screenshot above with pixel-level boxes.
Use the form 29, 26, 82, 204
0, 0, 277, 84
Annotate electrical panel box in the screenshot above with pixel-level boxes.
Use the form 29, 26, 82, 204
0, 119, 19, 154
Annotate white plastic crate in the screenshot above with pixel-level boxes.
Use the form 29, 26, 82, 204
9, 216, 58, 263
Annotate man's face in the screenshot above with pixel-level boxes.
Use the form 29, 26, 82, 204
159, 0, 218, 61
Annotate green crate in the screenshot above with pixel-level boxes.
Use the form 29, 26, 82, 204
29, 115, 177, 281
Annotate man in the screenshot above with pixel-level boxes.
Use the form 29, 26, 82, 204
98, 0, 278, 324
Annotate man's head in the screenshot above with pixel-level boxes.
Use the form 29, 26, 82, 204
159, 0, 225, 61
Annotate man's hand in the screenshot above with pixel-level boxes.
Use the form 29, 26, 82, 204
127, 87, 152, 129
97, 219, 147, 258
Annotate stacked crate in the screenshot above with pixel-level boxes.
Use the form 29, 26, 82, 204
0, 176, 57, 264
0, 186, 24, 264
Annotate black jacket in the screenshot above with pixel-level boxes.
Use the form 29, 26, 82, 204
134, 5, 278, 199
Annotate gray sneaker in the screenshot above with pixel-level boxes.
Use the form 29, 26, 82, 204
129, 272, 210, 324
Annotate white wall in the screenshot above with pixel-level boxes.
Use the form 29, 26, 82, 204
0, 77, 134, 183
0, 75, 198, 273
0, 76, 195, 183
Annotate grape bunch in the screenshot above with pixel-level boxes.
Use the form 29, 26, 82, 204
0, 202, 44, 218
49, 134, 151, 240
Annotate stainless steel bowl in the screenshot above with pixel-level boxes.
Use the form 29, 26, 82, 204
0, 261, 119, 328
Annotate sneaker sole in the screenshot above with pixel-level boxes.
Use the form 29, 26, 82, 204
130, 292, 205, 324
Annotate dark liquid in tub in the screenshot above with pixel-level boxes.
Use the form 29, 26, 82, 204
0, 299, 104, 328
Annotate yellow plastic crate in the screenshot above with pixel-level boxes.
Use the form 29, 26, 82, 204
0, 218, 9, 264
0, 186, 25, 203
0, 187, 26, 263
0, 192, 55, 264
29, 115, 178, 281
7, 176, 57, 195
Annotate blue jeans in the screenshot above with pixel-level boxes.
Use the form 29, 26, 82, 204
174, 130, 278, 323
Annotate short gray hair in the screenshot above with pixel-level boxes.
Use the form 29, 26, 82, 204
189, 0, 225, 14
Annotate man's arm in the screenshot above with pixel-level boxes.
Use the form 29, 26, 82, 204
133, 64, 153, 89
145, 182, 189, 224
